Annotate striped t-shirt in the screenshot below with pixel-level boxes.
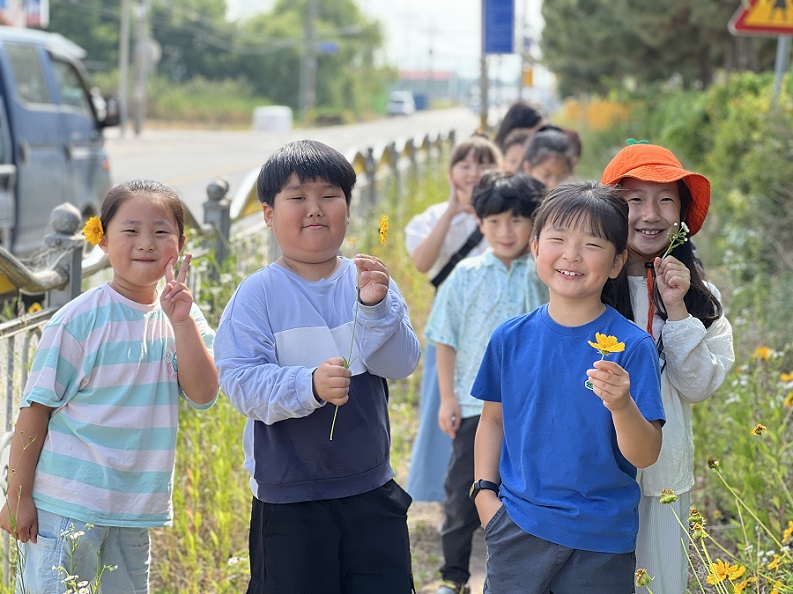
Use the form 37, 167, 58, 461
22, 283, 215, 528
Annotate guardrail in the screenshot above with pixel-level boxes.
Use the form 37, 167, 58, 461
0, 128, 456, 585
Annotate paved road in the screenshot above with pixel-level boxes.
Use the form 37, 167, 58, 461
105, 107, 481, 218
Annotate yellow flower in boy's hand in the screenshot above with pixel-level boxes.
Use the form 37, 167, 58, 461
379, 214, 389, 246
588, 333, 625, 357
83, 216, 104, 246
634, 568, 653, 587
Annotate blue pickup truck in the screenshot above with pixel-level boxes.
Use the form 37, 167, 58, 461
0, 26, 118, 257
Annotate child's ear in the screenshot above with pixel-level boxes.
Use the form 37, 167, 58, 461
263, 203, 273, 227
609, 249, 628, 279
178, 234, 186, 252
531, 237, 539, 258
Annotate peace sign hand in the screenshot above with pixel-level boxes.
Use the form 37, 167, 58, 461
161, 254, 194, 323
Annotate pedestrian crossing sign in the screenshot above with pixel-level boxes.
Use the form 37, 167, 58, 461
730, 0, 793, 35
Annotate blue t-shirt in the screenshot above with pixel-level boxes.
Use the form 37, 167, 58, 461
472, 304, 664, 553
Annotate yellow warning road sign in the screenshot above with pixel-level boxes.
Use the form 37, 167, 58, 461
730, 0, 793, 35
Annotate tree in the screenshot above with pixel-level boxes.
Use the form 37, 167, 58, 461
233, 0, 388, 116
540, 0, 775, 97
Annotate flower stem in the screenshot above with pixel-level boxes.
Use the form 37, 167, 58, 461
330, 286, 360, 441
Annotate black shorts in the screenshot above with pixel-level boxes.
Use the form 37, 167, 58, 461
247, 480, 415, 594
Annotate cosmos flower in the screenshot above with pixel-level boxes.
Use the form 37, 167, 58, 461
82, 216, 104, 246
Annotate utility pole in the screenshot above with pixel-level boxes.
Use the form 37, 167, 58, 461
118, 0, 131, 137
299, 0, 318, 125
132, 0, 148, 137
479, 0, 489, 132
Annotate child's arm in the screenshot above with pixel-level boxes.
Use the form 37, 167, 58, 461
0, 403, 51, 543
411, 184, 473, 273
586, 360, 662, 468
161, 255, 218, 405
436, 342, 461, 438
655, 264, 734, 402
353, 255, 421, 379
473, 400, 504, 526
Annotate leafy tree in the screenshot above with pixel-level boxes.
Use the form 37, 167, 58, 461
233, 0, 389, 116
541, 0, 776, 97
48, 0, 122, 72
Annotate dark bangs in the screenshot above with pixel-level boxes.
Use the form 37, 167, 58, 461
533, 181, 628, 253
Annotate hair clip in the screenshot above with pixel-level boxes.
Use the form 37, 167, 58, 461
626, 138, 650, 145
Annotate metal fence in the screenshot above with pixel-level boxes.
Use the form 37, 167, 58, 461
0, 128, 456, 584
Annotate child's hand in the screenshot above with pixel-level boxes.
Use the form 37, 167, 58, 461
653, 255, 691, 317
312, 357, 352, 406
447, 175, 475, 217
0, 496, 38, 543
161, 254, 194, 323
586, 360, 632, 413
438, 398, 462, 438
354, 254, 389, 306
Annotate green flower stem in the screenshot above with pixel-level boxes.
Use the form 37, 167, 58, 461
330, 287, 360, 441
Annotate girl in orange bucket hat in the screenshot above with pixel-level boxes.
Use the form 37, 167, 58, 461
602, 142, 735, 593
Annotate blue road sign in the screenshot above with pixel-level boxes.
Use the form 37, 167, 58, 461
484, 0, 514, 54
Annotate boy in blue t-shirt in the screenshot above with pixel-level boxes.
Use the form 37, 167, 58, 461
214, 140, 421, 594
471, 181, 664, 593
425, 171, 546, 594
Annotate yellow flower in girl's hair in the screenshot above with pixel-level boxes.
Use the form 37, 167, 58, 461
379, 215, 389, 246
83, 216, 104, 246
588, 333, 625, 357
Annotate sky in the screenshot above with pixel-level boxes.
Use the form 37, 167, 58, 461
225, 0, 544, 81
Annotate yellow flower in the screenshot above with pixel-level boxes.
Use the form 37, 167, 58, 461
660, 488, 678, 504
83, 216, 104, 246
750, 423, 767, 436
634, 568, 653, 586
784, 392, 793, 408
706, 559, 745, 584
780, 371, 793, 382
768, 553, 782, 571
771, 580, 782, 594
27, 302, 43, 314
783, 520, 793, 543
378, 214, 389, 246
753, 346, 772, 360
708, 458, 720, 469
588, 332, 625, 357
733, 577, 757, 594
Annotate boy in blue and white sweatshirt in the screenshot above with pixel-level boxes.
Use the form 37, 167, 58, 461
214, 140, 421, 594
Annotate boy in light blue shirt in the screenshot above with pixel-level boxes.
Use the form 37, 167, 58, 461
425, 171, 546, 594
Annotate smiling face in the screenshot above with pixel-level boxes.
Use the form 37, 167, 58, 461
479, 211, 533, 266
450, 149, 497, 203
621, 178, 682, 260
100, 193, 184, 303
263, 173, 350, 280
532, 216, 625, 311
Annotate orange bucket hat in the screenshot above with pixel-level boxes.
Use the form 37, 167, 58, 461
601, 143, 710, 236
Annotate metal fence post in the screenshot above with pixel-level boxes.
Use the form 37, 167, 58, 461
42, 204, 84, 308
203, 178, 231, 281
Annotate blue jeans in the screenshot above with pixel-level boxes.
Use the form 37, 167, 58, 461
406, 343, 452, 502
17, 508, 150, 594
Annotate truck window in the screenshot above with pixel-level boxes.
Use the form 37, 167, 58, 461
5, 43, 50, 105
51, 58, 93, 117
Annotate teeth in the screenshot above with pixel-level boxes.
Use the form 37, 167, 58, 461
638, 229, 662, 236
558, 270, 581, 276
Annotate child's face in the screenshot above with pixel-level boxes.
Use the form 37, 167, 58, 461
621, 178, 681, 260
501, 144, 524, 174
263, 174, 350, 275
450, 150, 496, 202
523, 155, 571, 191
532, 219, 625, 305
479, 211, 533, 266
101, 194, 184, 303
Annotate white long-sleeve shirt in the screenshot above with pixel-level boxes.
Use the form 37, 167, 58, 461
629, 277, 735, 495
